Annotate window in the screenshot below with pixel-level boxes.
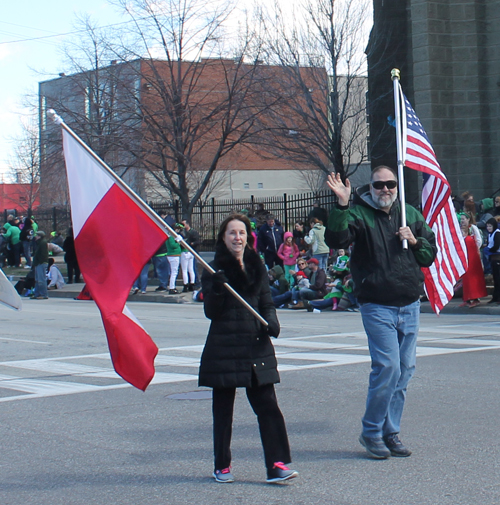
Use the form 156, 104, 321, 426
257, 183, 263, 189
243, 183, 250, 189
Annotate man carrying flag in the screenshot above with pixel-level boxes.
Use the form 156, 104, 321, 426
327, 166, 436, 459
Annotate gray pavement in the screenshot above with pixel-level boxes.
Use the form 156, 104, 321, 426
46, 278, 500, 316
0, 299, 499, 504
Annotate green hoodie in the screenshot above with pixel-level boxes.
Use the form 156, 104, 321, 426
166, 236, 182, 256
269, 265, 289, 294
4, 225, 20, 245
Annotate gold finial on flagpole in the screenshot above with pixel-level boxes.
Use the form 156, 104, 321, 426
391, 68, 401, 81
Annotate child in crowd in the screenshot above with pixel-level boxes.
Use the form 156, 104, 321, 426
277, 232, 300, 286
294, 270, 310, 290
47, 258, 65, 289
332, 249, 349, 273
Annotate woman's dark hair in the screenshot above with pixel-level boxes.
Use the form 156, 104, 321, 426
217, 213, 255, 249
48, 258, 55, 267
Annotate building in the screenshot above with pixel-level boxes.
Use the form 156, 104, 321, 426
39, 58, 369, 206
0, 183, 40, 214
367, 0, 500, 203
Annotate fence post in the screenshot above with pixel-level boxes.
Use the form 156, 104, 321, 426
173, 200, 179, 223
52, 207, 57, 232
211, 198, 216, 244
283, 193, 288, 231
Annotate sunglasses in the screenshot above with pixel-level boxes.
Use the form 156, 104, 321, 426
371, 180, 398, 190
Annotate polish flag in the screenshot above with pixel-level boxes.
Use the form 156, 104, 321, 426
62, 129, 168, 390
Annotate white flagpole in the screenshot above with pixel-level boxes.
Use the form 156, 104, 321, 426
47, 109, 269, 327
391, 68, 408, 250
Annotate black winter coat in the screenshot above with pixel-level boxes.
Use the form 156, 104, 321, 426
199, 243, 280, 389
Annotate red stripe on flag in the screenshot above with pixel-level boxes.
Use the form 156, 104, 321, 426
402, 90, 467, 314
75, 184, 167, 390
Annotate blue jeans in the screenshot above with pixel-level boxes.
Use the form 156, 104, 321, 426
34, 263, 48, 298
273, 290, 292, 307
23, 240, 32, 267
152, 255, 170, 289
133, 263, 150, 292
359, 300, 420, 438
270, 286, 280, 297
310, 298, 334, 310
313, 253, 329, 271
298, 287, 322, 301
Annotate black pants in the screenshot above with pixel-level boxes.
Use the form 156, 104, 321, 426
263, 251, 283, 270
212, 377, 291, 471
8, 242, 21, 267
66, 260, 81, 283
491, 258, 500, 301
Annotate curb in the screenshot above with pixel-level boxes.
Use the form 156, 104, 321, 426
46, 289, 193, 304
420, 300, 500, 316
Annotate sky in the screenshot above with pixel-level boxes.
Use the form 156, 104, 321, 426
0, 1, 125, 180
0, 0, 372, 182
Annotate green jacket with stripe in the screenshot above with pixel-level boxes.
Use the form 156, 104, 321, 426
327, 185, 437, 307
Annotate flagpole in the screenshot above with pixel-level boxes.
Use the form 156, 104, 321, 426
391, 69, 408, 250
48, 109, 269, 327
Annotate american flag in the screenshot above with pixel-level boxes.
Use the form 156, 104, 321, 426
401, 91, 467, 314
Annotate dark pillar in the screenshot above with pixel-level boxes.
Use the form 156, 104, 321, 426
366, 0, 420, 206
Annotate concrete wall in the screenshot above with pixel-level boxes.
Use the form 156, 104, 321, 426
145, 165, 372, 202
410, 0, 500, 198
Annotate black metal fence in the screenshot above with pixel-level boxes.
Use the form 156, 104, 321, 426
4, 189, 337, 251
149, 190, 337, 250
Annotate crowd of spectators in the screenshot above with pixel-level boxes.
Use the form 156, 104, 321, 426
220, 202, 360, 314
5, 189, 499, 308
222, 191, 500, 313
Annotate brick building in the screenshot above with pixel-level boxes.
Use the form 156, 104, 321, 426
0, 183, 40, 214
39, 58, 369, 206
367, 0, 500, 204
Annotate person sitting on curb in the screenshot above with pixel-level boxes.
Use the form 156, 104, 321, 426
291, 257, 327, 309
305, 274, 357, 312
268, 265, 289, 297
47, 258, 65, 290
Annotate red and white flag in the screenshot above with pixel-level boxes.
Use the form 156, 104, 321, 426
401, 92, 467, 314
62, 129, 168, 390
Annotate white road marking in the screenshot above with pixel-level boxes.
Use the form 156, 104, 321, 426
0, 328, 499, 403
0, 336, 51, 344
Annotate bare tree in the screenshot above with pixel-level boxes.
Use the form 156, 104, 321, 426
7, 115, 41, 212
255, 0, 371, 181
109, 0, 273, 219
39, 16, 143, 205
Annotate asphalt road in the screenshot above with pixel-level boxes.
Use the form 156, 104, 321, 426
0, 299, 499, 504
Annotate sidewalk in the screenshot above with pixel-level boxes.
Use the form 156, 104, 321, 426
46, 282, 195, 304
43, 280, 500, 315
9, 255, 500, 314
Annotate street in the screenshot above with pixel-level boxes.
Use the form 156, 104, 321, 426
1, 299, 499, 504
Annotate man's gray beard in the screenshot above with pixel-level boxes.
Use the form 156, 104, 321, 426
371, 190, 398, 210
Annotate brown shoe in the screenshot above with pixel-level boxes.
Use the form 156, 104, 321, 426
291, 301, 304, 309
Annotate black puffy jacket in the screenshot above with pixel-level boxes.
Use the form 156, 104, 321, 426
199, 243, 280, 388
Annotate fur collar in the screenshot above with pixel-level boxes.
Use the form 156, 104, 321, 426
214, 243, 265, 295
